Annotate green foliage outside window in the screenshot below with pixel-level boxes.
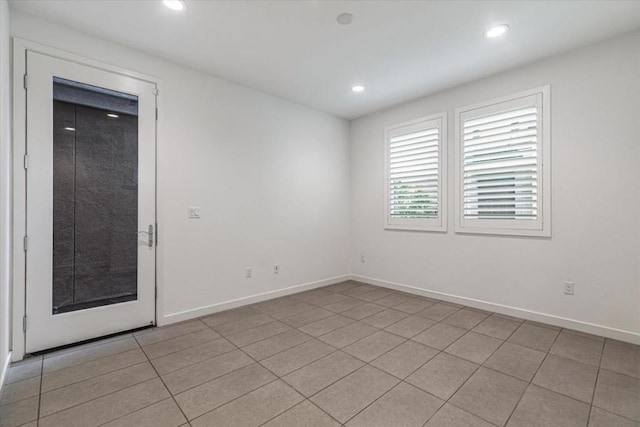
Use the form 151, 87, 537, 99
390, 181, 437, 217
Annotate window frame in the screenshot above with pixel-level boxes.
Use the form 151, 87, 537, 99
454, 86, 551, 237
384, 112, 447, 232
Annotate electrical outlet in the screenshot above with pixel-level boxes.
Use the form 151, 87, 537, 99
563, 281, 574, 295
246, 267, 252, 279
273, 264, 279, 274
360, 254, 365, 263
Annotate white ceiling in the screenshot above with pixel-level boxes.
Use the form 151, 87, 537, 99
9, 0, 640, 119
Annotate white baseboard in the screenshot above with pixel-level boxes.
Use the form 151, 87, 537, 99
160, 275, 351, 326
0, 351, 12, 400
351, 274, 640, 345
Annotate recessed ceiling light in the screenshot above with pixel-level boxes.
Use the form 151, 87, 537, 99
107, 113, 119, 118
64, 127, 75, 131
163, 0, 185, 11
352, 85, 365, 93
336, 12, 355, 26
485, 24, 509, 38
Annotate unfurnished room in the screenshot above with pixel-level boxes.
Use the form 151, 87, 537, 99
0, 1, 639, 426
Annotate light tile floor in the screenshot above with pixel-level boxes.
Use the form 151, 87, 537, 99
1, 281, 639, 426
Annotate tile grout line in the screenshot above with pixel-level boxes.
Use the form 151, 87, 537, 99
39, 358, 151, 401
1, 289, 444, 419
293, 290, 389, 311
209, 311, 369, 382
232, 329, 315, 360
158, 355, 261, 398
282, 309, 347, 329
286, 287, 401, 313
281, 353, 361, 398
129, 288, 634, 424
183, 319, 308, 425
35, 355, 43, 427
199, 290, 512, 425
217, 322, 295, 347
11, 338, 213, 411
533, 330, 624, 411
134, 319, 210, 346
0, 357, 44, 424
2, 357, 43, 387
93, 397, 176, 427
501, 324, 565, 427
381, 347, 444, 384
37, 376, 161, 423
298, 315, 357, 336
433, 314, 532, 427
362, 313, 411, 330
185, 377, 284, 424
144, 310, 607, 424
245, 307, 373, 353
41, 336, 139, 375
14, 282, 635, 427
311, 297, 450, 346
256, 396, 347, 427
318, 310, 498, 425
40, 333, 134, 361
191, 323, 322, 424
237, 321, 383, 421
0, 378, 40, 407
307, 398, 347, 427
142, 334, 225, 363
209, 285, 627, 426
150, 337, 239, 376
342, 334, 410, 365
254, 297, 468, 425
136, 317, 208, 347
140, 326, 221, 352
132, 333, 192, 426
315, 324, 383, 351
36, 348, 148, 396
151, 324, 304, 380
338, 375, 403, 425
158, 313, 338, 397
585, 337, 606, 424
209, 312, 278, 328
42, 345, 141, 372
588, 397, 640, 424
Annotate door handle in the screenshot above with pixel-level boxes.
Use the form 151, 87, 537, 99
137, 225, 154, 247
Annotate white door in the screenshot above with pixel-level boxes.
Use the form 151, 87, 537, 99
25, 51, 157, 353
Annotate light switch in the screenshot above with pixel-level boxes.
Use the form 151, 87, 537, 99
188, 207, 201, 219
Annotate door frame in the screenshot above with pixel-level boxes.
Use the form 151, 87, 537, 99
12, 38, 163, 361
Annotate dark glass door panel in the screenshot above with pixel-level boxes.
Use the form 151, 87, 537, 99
52, 78, 139, 314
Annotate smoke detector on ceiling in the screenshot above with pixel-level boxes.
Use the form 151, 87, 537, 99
336, 13, 355, 26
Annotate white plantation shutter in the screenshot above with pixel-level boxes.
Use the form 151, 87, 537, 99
389, 128, 439, 217
385, 114, 446, 231
463, 106, 538, 220
455, 87, 550, 236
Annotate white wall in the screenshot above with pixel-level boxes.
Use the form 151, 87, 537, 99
10, 11, 351, 333
0, 0, 11, 384
350, 32, 640, 343
7, 9, 639, 358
